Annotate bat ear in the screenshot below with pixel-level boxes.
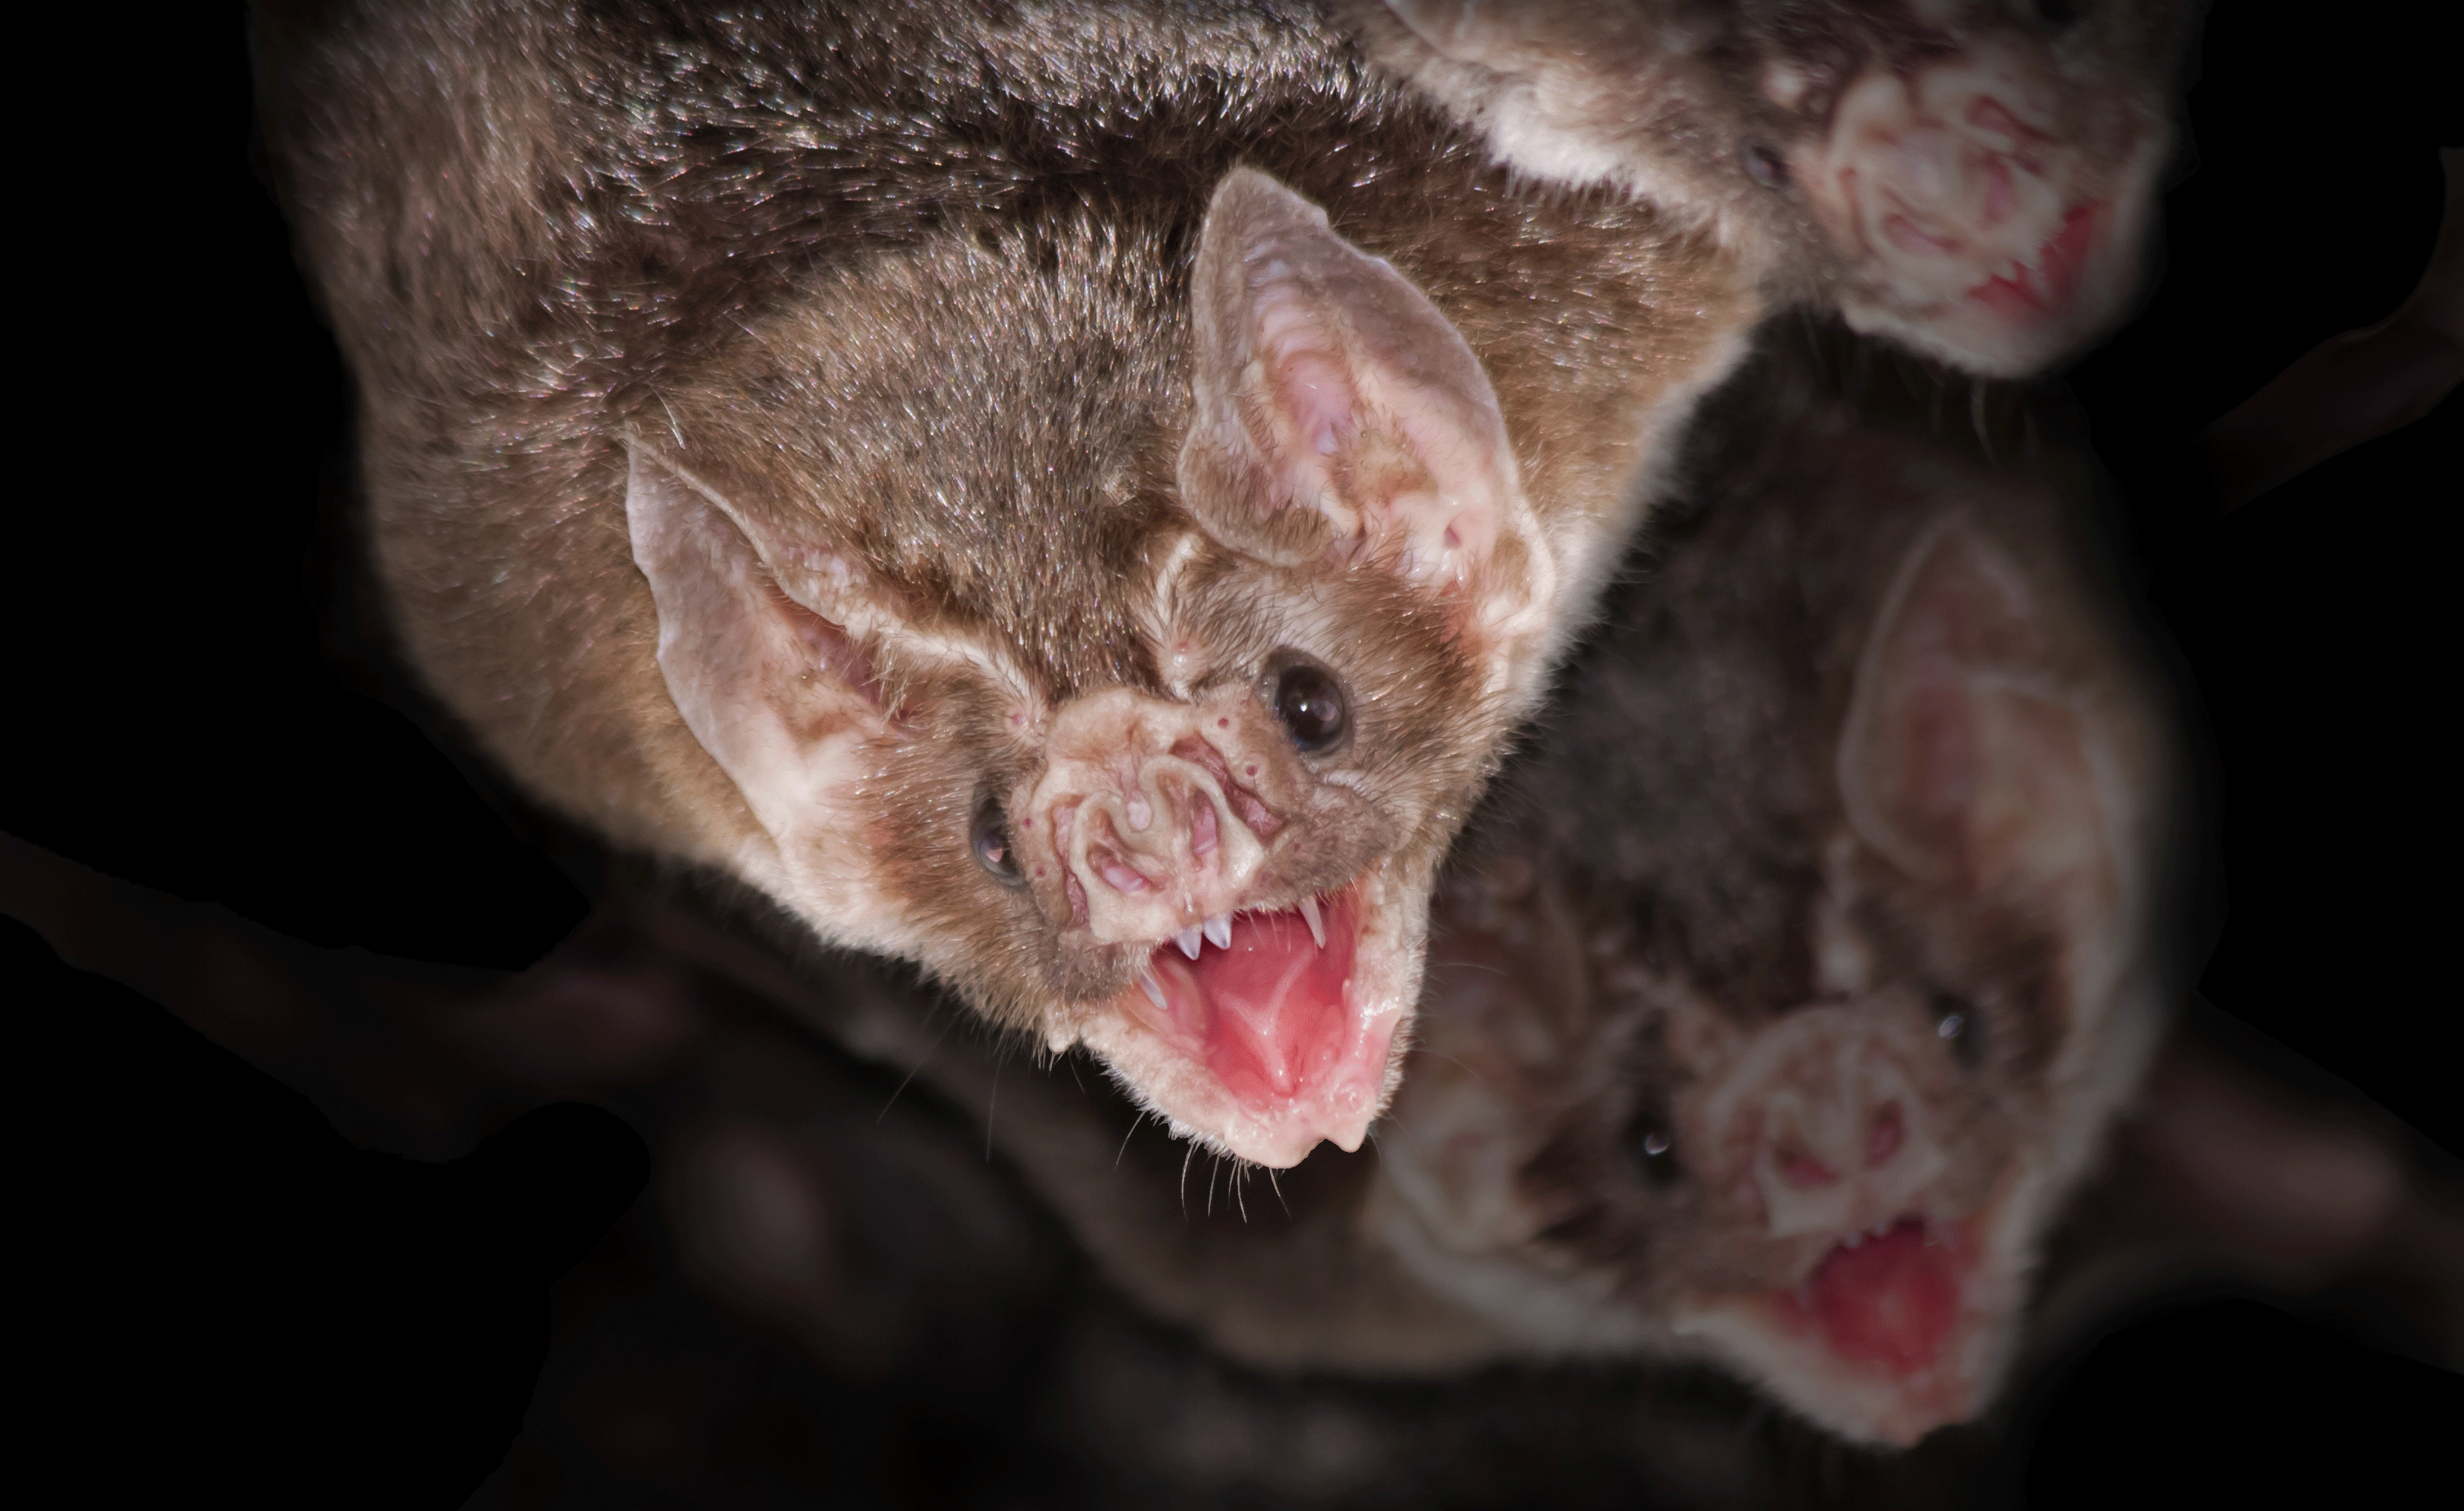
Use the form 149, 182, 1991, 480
1379, 0, 1483, 54
1178, 168, 1531, 590
1373, 2, 1611, 73
1837, 517, 2121, 904
624, 438, 899, 851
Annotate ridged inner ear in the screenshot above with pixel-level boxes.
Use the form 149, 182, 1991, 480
623, 438, 896, 850
1379, 0, 1493, 58
1177, 167, 1528, 592
1837, 515, 2114, 903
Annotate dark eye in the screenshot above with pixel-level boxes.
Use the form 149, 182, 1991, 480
971, 791, 1027, 887
1741, 142, 1788, 187
1267, 655, 1350, 754
1625, 1115, 1682, 1187
1932, 991, 1985, 1069
2035, 0, 2088, 30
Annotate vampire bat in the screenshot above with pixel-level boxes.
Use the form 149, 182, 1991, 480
1366, 340, 2188, 1445
252, 2, 1762, 1168
1337, 0, 2200, 377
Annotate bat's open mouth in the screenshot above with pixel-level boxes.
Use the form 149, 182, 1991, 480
1771, 1214, 1968, 1376
1965, 201, 2101, 320
1092, 878, 1406, 1168
1140, 890, 1360, 1108
1676, 1209, 2003, 1446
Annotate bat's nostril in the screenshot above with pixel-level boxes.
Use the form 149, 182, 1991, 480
1091, 847, 1151, 895
1191, 798, 1219, 858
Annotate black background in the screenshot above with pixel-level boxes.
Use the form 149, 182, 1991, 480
11, 4, 2456, 1505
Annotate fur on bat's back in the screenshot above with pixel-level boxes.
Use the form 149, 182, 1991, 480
253, 0, 1747, 869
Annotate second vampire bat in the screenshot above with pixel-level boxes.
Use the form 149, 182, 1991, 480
1363, 341, 2190, 1444
251, 1, 1764, 1168
1339, 0, 2202, 378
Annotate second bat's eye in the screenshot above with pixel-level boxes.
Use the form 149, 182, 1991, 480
971, 792, 1027, 888
1741, 143, 1789, 188
1626, 1117, 1682, 1187
1933, 991, 1985, 1069
1268, 656, 1350, 754
2034, 0, 2089, 30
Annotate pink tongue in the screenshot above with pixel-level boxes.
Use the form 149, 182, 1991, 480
1806, 1222, 1959, 1374
1191, 900, 1357, 1108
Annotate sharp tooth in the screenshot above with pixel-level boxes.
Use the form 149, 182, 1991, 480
1138, 968, 1167, 1010
1843, 1231, 1864, 1249
1298, 894, 1326, 949
1176, 927, 1203, 960
1202, 912, 1231, 950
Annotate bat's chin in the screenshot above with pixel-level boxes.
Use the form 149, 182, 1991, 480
1672, 1206, 2029, 1446
1073, 875, 1414, 1168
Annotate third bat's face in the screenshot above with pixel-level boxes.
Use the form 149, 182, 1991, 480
1771, 7, 2185, 378
627, 171, 1557, 1168
1363, 0, 2193, 375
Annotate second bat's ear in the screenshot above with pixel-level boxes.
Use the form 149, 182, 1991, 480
1179, 168, 1531, 590
624, 439, 901, 868
1373, 0, 1521, 62
1837, 517, 2122, 906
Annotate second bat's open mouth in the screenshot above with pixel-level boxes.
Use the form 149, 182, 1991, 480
1966, 201, 2101, 319
1095, 879, 1406, 1168
1676, 1209, 1999, 1446
1771, 1215, 1966, 1376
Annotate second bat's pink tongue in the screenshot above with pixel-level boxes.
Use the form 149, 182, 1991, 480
1192, 901, 1357, 1108
1805, 1221, 1959, 1374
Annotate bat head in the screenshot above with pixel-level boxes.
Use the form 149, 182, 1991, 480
1356, 0, 2195, 376
1378, 437, 2173, 1443
627, 169, 1554, 1169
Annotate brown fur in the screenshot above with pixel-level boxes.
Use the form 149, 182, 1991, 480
253, 1, 1759, 1159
